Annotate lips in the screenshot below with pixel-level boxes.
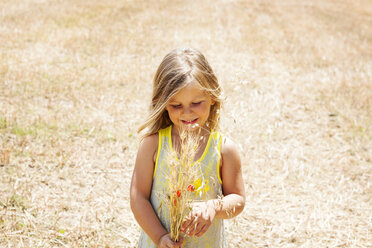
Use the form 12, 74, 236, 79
181, 118, 198, 124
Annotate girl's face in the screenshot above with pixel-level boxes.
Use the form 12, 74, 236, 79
165, 81, 215, 132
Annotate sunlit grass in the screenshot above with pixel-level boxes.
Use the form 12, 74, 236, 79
0, 0, 371, 247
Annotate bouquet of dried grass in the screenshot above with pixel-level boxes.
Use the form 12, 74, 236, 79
165, 127, 205, 242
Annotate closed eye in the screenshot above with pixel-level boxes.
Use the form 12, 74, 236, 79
192, 101, 202, 106
171, 104, 182, 109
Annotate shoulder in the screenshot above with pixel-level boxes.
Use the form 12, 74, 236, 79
220, 136, 241, 169
138, 133, 159, 161
221, 136, 240, 157
140, 133, 159, 148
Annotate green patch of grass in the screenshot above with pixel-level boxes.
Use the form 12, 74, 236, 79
9, 121, 59, 139
6, 193, 28, 211
12, 125, 34, 137
14, 149, 31, 158
0, 117, 8, 129
68, 123, 94, 137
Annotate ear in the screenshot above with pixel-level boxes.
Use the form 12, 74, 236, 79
211, 100, 215, 105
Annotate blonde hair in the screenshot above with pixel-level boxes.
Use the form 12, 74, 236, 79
138, 48, 222, 137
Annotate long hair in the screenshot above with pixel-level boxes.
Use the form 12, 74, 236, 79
138, 48, 222, 137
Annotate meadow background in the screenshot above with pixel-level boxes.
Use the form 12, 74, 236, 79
0, 0, 371, 247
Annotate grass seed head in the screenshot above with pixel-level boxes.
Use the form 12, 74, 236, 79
164, 127, 207, 242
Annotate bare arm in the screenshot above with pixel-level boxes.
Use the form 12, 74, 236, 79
130, 135, 172, 246
214, 137, 246, 218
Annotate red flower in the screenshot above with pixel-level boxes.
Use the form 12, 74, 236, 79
174, 199, 177, 206
187, 184, 195, 192
176, 190, 181, 197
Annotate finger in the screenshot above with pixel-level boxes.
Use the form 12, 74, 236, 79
187, 221, 201, 236
186, 220, 197, 236
182, 213, 198, 233
192, 215, 199, 225
195, 222, 204, 235
181, 217, 192, 230
166, 240, 172, 248
181, 220, 192, 233
168, 238, 177, 248
170, 241, 178, 248
172, 240, 183, 248
175, 236, 184, 248
178, 236, 184, 243
195, 224, 208, 237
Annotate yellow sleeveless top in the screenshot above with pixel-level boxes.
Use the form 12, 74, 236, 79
138, 125, 227, 248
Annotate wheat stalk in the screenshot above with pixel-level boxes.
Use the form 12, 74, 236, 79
165, 126, 205, 242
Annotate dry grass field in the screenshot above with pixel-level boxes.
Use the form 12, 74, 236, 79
1, 0, 371, 247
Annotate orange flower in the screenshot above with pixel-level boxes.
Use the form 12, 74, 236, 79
176, 190, 181, 197
187, 184, 195, 192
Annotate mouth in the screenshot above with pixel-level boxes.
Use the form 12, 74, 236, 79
181, 118, 198, 125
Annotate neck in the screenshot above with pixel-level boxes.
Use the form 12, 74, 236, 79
171, 124, 211, 161
172, 125, 210, 138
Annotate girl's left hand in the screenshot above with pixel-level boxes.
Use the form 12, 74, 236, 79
180, 200, 217, 237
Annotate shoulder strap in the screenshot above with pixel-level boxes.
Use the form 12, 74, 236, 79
153, 126, 172, 178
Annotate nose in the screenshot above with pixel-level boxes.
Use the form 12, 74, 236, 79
182, 106, 192, 115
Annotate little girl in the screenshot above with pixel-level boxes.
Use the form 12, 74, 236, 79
130, 48, 245, 248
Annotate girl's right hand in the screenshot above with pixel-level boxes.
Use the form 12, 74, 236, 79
158, 234, 184, 248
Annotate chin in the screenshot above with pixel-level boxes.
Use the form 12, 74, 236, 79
178, 122, 200, 130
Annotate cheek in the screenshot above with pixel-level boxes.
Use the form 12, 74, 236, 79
167, 108, 180, 118
194, 104, 210, 115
